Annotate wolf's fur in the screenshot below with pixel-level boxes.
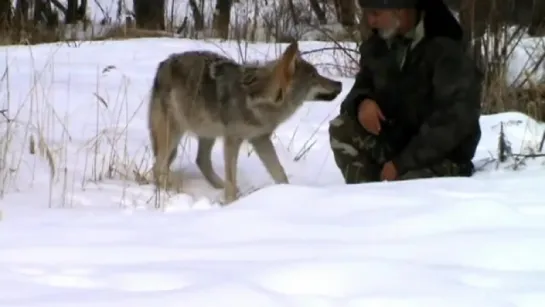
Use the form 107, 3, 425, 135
147, 42, 342, 205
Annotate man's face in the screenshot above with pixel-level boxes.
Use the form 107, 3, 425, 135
365, 9, 401, 39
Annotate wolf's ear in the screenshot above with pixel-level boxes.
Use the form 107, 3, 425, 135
280, 41, 300, 78
273, 41, 300, 103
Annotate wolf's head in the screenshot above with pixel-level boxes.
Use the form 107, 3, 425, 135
273, 41, 343, 103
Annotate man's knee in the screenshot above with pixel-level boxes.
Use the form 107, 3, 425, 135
328, 115, 379, 183
328, 114, 356, 141
431, 160, 473, 177
328, 114, 391, 165
397, 160, 471, 181
397, 168, 435, 181
330, 138, 376, 184
328, 115, 360, 157
338, 160, 380, 184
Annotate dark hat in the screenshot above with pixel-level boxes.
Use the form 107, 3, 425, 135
358, 0, 419, 8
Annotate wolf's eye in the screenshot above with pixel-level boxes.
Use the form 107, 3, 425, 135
209, 61, 239, 79
242, 73, 257, 86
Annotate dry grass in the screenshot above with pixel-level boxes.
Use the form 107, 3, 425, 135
0, 41, 158, 207
478, 24, 545, 119
0, 15, 361, 210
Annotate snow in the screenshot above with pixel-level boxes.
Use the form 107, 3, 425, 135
1, 36, 545, 306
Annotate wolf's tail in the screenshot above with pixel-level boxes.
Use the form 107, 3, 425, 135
148, 56, 189, 151
148, 58, 174, 155
149, 59, 172, 109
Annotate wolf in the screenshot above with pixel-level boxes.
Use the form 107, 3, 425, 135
147, 41, 343, 205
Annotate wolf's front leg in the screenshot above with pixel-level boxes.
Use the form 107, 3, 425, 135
249, 134, 289, 184
223, 136, 243, 205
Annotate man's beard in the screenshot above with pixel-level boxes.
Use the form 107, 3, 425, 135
378, 17, 401, 39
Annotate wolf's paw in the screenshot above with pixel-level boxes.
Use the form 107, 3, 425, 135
166, 178, 184, 194
216, 186, 264, 207
155, 173, 184, 194
215, 188, 243, 206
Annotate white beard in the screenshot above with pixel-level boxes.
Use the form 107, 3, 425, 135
378, 17, 401, 40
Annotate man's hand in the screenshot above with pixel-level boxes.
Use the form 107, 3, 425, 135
380, 161, 398, 181
358, 98, 385, 135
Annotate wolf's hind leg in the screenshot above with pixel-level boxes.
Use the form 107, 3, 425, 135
223, 136, 243, 204
249, 134, 289, 184
196, 137, 225, 189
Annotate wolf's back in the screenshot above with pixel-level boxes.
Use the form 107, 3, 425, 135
148, 50, 250, 137
148, 51, 208, 118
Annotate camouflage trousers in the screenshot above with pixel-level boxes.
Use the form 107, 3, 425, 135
328, 114, 467, 184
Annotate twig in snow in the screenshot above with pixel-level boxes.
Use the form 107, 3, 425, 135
0, 109, 11, 123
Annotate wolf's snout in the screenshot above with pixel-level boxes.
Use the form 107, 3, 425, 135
315, 80, 342, 101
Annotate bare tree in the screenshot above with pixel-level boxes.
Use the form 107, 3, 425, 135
133, 0, 165, 30
528, 0, 545, 36
0, 0, 11, 31
309, 0, 327, 24
64, 0, 86, 24
34, 0, 59, 28
287, 0, 298, 25
188, 0, 204, 30
13, 0, 29, 28
333, 0, 355, 27
213, 0, 232, 39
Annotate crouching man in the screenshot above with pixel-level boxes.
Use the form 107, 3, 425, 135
329, 0, 484, 183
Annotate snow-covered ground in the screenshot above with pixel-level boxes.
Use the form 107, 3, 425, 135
1, 37, 545, 306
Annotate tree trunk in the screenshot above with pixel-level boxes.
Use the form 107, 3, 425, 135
358, 8, 371, 40
0, 0, 11, 30
13, 0, 29, 28
309, 0, 326, 24
333, 0, 355, 27
65, 0, 78, 23
188, 0, 204, 30
528, 0, 545, 36
213, 0, 232, 39
34, 0, 58, 28
64, 0, 86, 24
133, 0, 165, 30
287, 0, 298, 25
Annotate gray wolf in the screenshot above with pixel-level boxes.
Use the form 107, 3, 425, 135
330, 0, 482, 183
148, 41, 342, 204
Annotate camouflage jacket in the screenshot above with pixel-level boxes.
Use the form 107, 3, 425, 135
340, 14, 483, 175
